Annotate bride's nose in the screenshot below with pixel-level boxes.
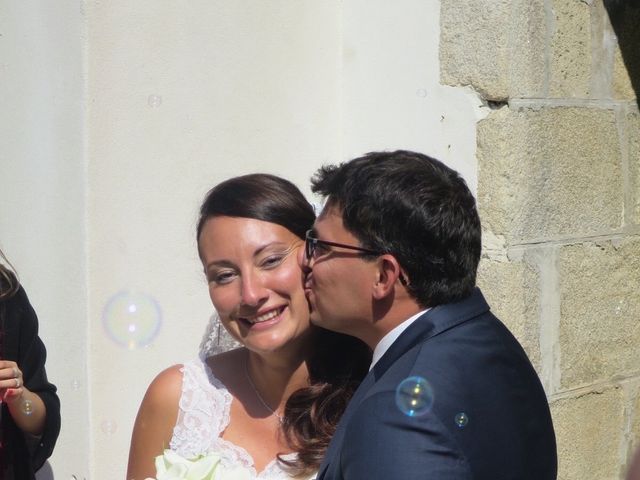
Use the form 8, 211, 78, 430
239, 270, 268, 307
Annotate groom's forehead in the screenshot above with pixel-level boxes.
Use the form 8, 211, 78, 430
314, 204, 344, 231
317, 197, 340, 217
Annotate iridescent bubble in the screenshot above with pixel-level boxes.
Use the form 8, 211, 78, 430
395, 376, 434, 417
21, 398, 34, 416
70, 379, 81, 390
102, 290, 162, 350
454, 412, 469, 428
101, 419, 117, 435
147, 94, 162, 108
416, 88, 427, 97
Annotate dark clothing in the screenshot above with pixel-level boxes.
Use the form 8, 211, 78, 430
1, 286, 61, 480
318, 288, 557, 480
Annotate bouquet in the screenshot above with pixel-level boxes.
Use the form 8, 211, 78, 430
148, 450, 252, 480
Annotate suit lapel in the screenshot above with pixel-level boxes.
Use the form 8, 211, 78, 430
373, 288, 489, 380
318, 288, 489, 478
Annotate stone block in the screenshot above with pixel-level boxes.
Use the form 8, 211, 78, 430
558, 238, 640, 389
477, 256, 541, 371
549, 0, 592, 98
613, 46, 636, 100
510, 0, 547, 98
550, 387, 625, 480
630, 109, 640, 226
478, 106, 623, 242
440, 0, 511, 100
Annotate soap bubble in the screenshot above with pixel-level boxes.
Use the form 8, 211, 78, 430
454, 412, 469, 428
147, 94, 162, 108
20, 398, 34, 416
70, 379, 81, 390
395, 376, 434, 417
102, 290, 162, 349
101, 419, 117, 435
416, 88, 427, 97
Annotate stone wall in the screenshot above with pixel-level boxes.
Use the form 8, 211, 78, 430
441, 1, 639, 478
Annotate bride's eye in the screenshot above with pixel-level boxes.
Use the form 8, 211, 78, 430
261, 255, 285, 269
209, 270, 236, 285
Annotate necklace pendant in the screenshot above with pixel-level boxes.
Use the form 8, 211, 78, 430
245, 358, 285, 423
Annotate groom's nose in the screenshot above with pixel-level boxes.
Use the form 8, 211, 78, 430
297, 242, 312, 269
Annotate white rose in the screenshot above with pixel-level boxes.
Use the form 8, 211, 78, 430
154, 450, 221, 480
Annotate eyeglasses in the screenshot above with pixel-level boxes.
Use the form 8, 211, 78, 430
304, 229, 382, 261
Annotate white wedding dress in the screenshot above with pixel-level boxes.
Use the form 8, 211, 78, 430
169, 357, 317, 480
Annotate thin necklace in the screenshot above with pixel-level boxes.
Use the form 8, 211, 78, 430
244, 358, 284, 423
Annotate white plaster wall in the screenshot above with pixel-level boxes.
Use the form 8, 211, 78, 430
0, 1, 89, 478
86, 2, 343, 478
2, 1, 482, 479
341, 0, 485, 190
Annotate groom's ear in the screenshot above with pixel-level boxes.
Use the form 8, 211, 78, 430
372, 254, 404, 300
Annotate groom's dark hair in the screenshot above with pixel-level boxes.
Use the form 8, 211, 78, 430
311, 150, 481, 308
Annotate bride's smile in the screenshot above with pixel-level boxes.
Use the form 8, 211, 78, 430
240, 305, 287, 327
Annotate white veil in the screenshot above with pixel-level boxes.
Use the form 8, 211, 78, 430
199, 311, 241, 360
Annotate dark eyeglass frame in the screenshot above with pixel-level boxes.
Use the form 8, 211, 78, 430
304, 229, 382, 261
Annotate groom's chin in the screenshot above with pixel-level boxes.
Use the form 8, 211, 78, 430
308, 309, 322, 326
305, 294, 319, 321
308, 307, 327, 329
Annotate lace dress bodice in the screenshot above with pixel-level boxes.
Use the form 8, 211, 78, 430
170, 358, 315, 479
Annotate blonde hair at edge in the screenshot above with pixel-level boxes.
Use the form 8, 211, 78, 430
0, 248, 20, 300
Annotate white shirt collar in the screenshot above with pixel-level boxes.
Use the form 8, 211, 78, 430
370, 308, 430, 370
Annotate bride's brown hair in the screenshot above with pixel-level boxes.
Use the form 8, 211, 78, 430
197, 174, 371, 474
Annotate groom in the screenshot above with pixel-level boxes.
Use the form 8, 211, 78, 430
301, 150, 557, 479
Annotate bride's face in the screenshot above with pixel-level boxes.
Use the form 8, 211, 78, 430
198, 215, 311, 354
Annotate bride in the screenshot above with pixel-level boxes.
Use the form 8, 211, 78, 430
126, 174, 370, 479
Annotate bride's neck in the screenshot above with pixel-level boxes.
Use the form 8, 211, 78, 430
245, 348, 310, 407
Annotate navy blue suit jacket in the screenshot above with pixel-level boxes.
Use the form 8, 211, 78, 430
318, 288, 557, 479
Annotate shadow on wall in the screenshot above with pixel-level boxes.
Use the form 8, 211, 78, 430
606, 5, 640, 479
605, 0, 640, 109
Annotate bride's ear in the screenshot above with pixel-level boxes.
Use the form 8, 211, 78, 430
372, 255, 404, 300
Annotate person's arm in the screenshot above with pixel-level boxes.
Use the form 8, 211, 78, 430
0, 363, 47, 434
2, 286, 61, 469
127, 365, 183, 480
340, 391, 472, 479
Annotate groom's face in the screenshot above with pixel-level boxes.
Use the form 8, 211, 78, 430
300, 205, 376, 340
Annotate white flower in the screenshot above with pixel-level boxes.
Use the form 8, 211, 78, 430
154, 450, 220, 480
152, 450, 253, 480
